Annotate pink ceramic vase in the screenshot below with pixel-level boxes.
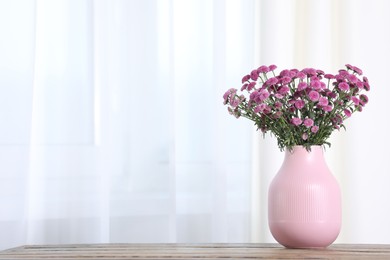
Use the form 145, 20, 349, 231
268, 146, 341, 248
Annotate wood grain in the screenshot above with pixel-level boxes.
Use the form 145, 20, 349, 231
1, 243, 390, 259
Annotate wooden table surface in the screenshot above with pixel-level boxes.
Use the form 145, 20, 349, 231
1, 243, 390, 259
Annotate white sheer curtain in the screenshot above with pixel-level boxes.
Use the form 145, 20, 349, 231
1, 0, 390, 250
0, 0, 256, 249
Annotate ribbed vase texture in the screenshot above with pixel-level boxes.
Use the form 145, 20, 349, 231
268, 146, 341, 248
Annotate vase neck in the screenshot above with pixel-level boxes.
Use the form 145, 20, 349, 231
284, 146, 325, 165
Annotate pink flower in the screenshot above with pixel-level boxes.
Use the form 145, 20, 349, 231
303, 118, 314, 127
263, 105, 272, 114
293, 91, 303, 99
254, 103, 267, 113
250, 89, 268, 103
354, 66, 363, 75
289, 70, 297, 78
290, 117, 302, 126
327, 91, 337, 99
223, 88, 236, 104
298, 82, 307, 91
273, 111, 282, 119
338, 69, 349, 77
223, 88, 234, 99
281, 76, 292, 84
288, 100, 296, 106
318, 96, 328, 106
308, 90, 320, 102
359, 94, 369, 106
311, 125, 319, 133
346, 64, 363, 75
274, 93, 283, 99
310, 76, 320, 81
296, 72, 306, 79
247, 82, 256, 91
274, 101, 283, 109
302, 133, 308, 140
257, 65, 269, 73
258, 89, 270, 101
250, 70, 259, 81
280, 69, 291, 77
344, 109, 352, 117
351, 96, 360, 105
240, 83, 248, 91
338, 82, 350, 91
320, 82, 326, 89
230, 98, 240, 108
324, 74, 334, 79
254, 105, 262, 113
294, 99, 305, 109
278, 86, 290, 95
310, 80, 322, 90
242, 74, 250, 83
249, 91, 259, 102
332, 115, 343, 125
356, 81, 364, 89
347, 74, 358, 83
269, 64, 277, 71
265, 77, 278, 86
323, 105, 333, 112
363, 76, 370, 91
302, 68, 317, 76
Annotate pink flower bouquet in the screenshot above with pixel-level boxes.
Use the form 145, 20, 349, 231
223, 64, 370, 150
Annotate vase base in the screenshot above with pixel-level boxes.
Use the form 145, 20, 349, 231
284, 245, 328, 249
269, 221, 340, 249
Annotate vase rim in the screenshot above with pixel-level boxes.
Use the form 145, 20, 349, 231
291, 145, 323, 148
287, 145, 324, 154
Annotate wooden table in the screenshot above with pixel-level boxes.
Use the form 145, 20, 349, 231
1, 243, 390, 259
